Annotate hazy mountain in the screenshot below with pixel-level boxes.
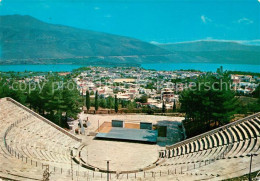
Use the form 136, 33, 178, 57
238, 40, 260, 46
0, 15, 259, 65
158, 41, 260, 52
157, 41, 260, 65
0, 15, 171, 64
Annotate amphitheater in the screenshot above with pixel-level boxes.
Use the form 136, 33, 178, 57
0, 97, 260, 180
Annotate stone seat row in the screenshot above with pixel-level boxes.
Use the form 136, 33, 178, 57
0, 98, 82, 180
160, 115, 260, 160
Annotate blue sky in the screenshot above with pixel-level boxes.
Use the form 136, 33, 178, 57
0, 0, 259, 43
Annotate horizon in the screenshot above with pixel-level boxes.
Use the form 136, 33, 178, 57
1, 14, 260, 46
0, 0, 259, 43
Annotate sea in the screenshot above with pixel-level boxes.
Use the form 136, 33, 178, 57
0, 63, 259, 73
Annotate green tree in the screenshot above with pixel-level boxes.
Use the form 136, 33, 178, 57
121, 100, 128, 108
106, 96, 114, 109
180, 74, 238, 136
0, 77, 27, 104
162, 101, 166, 113
99, 98, 107, 108
145, 83, 156, 90
115, 95, 118, 113
127, 101, 136, 111
95, 90, 99, 111
62, 81, 82, 123
252, 85, 260, 99
247, 85, 260, 113
49, 90, 66, 126
136, 94, 148, 103
86, 90, 90, 111
172, 99, 176, 112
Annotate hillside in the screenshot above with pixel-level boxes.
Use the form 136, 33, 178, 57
0, 15, 171, 64
0, 15, 259, 65
158, 41, 260, 65
159, 41, 260, 52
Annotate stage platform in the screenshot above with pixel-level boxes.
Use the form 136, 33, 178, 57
95, 127, 158, 143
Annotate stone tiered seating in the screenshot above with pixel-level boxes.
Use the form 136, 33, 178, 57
0, 98, 87, 180
1, 97, 260, 180
4, 103, 79, 165
155, 112, 260, 180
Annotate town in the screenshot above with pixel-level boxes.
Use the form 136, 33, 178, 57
75, 67, 259, 109
1, 66, 260, 180
1, 67, 259, 109
1, 66, 259, 114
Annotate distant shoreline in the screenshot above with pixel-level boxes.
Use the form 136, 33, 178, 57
0, 63, 259, 73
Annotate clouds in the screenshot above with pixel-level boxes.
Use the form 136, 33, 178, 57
150, 41, 160, 45
236, 18, 253, 24
200, 15, 254, 27
201, 15, 212, 24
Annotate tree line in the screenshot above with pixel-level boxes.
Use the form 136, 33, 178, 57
0, 75, 82, 128
84, 91, 178, 114
85, 90, 124, 113
179, 72, 260, 137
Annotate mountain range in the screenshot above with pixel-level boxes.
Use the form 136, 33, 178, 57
0, 15, 259, 65
157, 41, 260, 65
0, 15, 171, 65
